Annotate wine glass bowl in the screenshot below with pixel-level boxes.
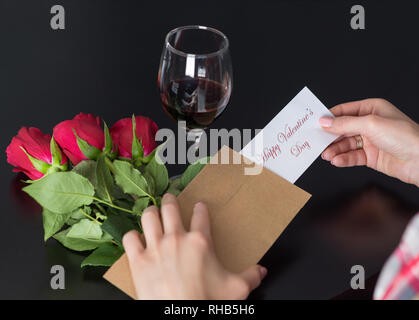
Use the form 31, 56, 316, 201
158, 26, 232, 131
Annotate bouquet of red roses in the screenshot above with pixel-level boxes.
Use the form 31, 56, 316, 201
6, 113, 205, 267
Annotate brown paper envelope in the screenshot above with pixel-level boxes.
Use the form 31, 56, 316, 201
103, 146, 311, 299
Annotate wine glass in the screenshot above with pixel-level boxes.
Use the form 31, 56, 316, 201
158, 25, 233, 147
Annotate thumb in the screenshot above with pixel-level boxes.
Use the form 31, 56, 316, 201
239, 265, 267, 292
319, 115, 382, 137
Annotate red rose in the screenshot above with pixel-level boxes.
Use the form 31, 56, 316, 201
53, 113, 105, 165
110, 116, 158, 158
6, 127, 68, 180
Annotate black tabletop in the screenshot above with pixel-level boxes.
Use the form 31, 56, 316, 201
0, 0, 418, 300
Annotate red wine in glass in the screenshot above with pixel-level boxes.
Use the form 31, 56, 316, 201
161, 78, 229, 129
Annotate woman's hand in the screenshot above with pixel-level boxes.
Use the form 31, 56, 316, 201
319, 98, 419, 187
123, 193, 267, 300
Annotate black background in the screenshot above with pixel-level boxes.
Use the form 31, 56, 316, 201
0, 0, 418, 299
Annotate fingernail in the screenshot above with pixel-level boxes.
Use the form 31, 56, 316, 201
143, 205, 157, 214
194, 202, 205, 209
322, 151, 331, 161
319, 117, 333, 128
162, 193, 173, 200
259, 266, 268, 279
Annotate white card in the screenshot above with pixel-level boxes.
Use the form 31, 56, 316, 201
241, 87, 339, 183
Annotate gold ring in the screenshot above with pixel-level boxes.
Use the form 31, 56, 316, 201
354, 135, 363, 149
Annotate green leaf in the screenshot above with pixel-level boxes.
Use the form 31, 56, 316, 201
145, 150, 169, 196
142, 148, 156, 164
112, 185, 131, 201
132, 197, 150, 215
67, 219, 103, 240
42, 209, 71, 241
167, 178, 183, 197
73, 130, 102, 160
101, 212, 139, 244
81, 243, 123, 268
50, 137, 62, 166
72, 160, 97, 188
23, 172, 95, 214
181, 157, 210, 189
53, 229, 112, 251
131, 115, 144, 161
143, 171, 155, 195
20, 146, 51, 174
113, 160, 150, 198
103, 121, 113, 154
66, 218, 79, 226
71, 207, 90, 220
95, 155, 114, 203
155, 196, 162, 207
114, 198, 135, 211
66, 207, 90, 226
109, 144, 118, 160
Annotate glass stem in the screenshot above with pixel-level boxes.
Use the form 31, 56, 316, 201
187, 129, 204, 154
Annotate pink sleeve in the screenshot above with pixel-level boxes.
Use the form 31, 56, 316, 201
374, 213, 419, 300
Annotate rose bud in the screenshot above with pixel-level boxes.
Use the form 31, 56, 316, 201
110, 115, 158, 164
6, 127, 68, 180
53, 113, 112, 165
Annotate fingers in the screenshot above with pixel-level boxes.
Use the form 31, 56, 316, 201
322, 136, 367, 167
123, 230, 144, 258
319, 114, 381, 137
322, 136, 359, 161
239, 265, 267, 292
330, 99, 390, 118
160, 193, 185, 234
330, 98, 412, 122
330, 101, 366, 117
141, 194, 209, 248
329, 149, 367, 167
190, 202, 211, 240
141, 205, 163, 247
